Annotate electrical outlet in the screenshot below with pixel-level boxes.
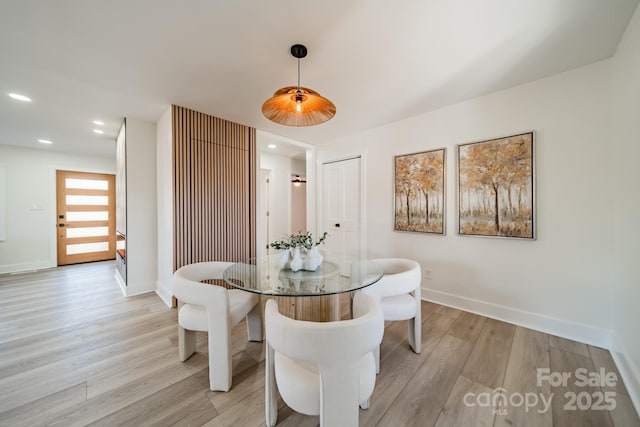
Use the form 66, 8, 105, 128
424, 269, 432, 280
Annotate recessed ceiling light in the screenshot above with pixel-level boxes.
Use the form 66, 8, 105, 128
93, 120, 104, 126
93, 129, 104, 134
268, 144, 277, 149
38, 139, 53, 144
8, 93, 32, 102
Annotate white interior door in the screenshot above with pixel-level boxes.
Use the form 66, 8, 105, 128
322, 157, 361, 275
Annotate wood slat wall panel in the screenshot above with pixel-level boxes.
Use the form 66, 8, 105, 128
172, 105, 256, 278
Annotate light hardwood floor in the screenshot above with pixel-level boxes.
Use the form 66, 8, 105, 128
0, 261, 638, 426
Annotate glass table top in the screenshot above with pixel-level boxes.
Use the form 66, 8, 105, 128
222, 252, 384, 296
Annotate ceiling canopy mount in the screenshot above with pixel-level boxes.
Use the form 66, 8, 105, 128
290, 44, 307, 60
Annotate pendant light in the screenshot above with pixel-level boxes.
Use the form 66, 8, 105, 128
262, 44, 336, 127
292, 175, 307, 186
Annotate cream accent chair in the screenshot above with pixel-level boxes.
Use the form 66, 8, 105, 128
362, 258, 421, 373
173, 261, 262, 392
265, 292, 384, 427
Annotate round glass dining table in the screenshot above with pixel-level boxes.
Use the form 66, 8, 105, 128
223, 252, 383, 321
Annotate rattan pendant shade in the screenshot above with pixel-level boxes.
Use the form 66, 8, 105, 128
262, 44, 336, 127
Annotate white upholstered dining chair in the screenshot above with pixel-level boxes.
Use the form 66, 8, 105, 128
173, 261, 262, 392
362, 258, 421, 373
264, 292, 384, 427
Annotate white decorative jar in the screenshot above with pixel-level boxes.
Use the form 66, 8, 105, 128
289, 247, 304, 272
303, 246, 323, 271
277, 246, 323, 272
278, 250, 291, 269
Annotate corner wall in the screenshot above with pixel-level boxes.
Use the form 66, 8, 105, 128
122, 118, 157, 296
318, 59, 614, 347
0, 145, 115, 273
156, 108, 173, 306
611, 3, 640, 412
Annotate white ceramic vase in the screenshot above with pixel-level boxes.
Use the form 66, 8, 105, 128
304, 246, 323, 271
278, 250, 290, 269
289, 247, 304, 272
278, 246, 323, 271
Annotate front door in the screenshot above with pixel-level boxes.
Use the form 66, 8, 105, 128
322, 157, 362, 275
56, 170, 116, 265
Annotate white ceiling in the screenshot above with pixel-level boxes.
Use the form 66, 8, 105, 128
1, 0, 637, 158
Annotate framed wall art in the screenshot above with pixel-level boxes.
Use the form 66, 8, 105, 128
394, 148, 446, 234
457, 132, 535, 239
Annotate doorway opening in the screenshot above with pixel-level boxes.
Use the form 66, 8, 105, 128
56, 170, 116, 266
257, 132, 312, 254
291, 173, 307, 233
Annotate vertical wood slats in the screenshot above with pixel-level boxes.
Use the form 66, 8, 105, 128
172, 105, 256, 276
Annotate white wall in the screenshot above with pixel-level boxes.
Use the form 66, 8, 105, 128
611, 3, 640, 412
291, 180, 307, 233
155, 108, 173, 306
318, 59, 615, 347
0, 163, 6, 241
0, 145, 115, 273
122, 118, 157, 296
290, 158, 307, 233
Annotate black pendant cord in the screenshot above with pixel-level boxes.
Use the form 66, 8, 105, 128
290, 44, 307, 90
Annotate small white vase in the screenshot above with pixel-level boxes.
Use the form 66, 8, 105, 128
289, 247, 304, 272
278, 250, 291, 269
304, 246, 323, 271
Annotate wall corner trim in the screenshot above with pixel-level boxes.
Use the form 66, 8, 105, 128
115, 271, 126, 296
610, 334, 640, 416
155, 281, 173, 308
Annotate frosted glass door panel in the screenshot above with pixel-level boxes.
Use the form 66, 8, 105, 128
66, 211, 109, 221
66, 226, 109, 238
65, 178, 109, 190
66, 195, 108, 205
66, 242, 109, 255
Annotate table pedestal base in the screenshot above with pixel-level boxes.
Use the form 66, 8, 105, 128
270, 294, 346, 322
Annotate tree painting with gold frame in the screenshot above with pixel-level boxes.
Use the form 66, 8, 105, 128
457, 132, 535, 239
394, 148, 445, 234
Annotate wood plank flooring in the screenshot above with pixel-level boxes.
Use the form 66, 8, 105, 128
0, 261, 638, 426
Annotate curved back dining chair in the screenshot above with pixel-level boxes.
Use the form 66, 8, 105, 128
362, 258, 421, 373
173, 261, 262, 392
264, 292, 384, 427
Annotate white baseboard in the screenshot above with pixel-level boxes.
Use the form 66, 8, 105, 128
124, 288, 155, 297
114, 271, 126, 296
113, 272, 157, 298
123, 281, 157, 297
610, 334, 640, 415
0, 260, 55, 275
422, 287, 613, 349
155, 280, 173, 308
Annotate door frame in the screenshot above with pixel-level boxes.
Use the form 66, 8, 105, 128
316, 151, 367, 257
47, 166, 116, 269
258, 168, 272, 257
